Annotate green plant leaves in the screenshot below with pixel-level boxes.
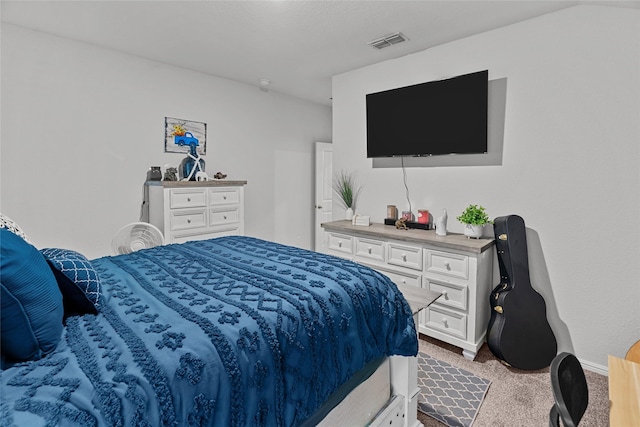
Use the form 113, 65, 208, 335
456, 204, 492, 225
331, 170, 362, 209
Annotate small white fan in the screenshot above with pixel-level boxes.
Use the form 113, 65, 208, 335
112, 222, 164, 255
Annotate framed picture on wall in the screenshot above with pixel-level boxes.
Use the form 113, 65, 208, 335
164, 117, 207, 155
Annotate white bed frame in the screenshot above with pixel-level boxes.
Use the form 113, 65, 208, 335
319, 283, 440, 427
319, 355, 421, 427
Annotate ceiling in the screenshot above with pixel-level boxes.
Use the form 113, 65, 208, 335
2, 0, 639, 106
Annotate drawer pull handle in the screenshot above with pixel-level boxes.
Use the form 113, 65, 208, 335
401, 279, 406, 284
401, 254, 407, 261
338, 242, 342, 248
187, 198, 191, 202
367, 246, 372, 254
223, 196, 227, 200
187, 218, 191, 224
442, 291, 448, 299
442, 318, 448, 327
444, 261, 451, 270
223, 216, 227, 220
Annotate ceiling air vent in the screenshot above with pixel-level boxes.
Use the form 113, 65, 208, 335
368, 32, 407, 50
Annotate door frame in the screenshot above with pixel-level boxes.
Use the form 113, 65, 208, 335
314, 142, 333, 252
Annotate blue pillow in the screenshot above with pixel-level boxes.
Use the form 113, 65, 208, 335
41, 248, 101, 318
0, 229, 64, 363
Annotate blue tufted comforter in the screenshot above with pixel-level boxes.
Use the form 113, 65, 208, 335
1, 236, 417, 427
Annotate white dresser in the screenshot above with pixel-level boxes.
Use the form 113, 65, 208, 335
321, 220, 495, 360
144, 180, 246, 244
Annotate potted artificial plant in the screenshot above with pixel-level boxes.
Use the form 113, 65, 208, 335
332, 170, 362, 220
457, 204, 492, 238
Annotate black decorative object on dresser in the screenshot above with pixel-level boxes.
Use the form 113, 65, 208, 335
487, 215, 557, 370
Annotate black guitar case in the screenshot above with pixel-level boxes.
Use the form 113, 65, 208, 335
487, 215, 557, 370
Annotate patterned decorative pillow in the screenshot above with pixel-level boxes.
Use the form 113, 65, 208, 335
0, 213, 30, 243
1, 229, 63, 363
40, 248, 102, 318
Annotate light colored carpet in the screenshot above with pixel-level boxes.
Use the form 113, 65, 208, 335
416, 336, 609, 427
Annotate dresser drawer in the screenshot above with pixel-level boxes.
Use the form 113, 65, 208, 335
424, 305, 467, 340
209, 188, 240, 206
388, 243, 422, 271
425, 250, 469, 280
170, 209, 207, 231
378, 268, 421, 288
355, 237, 385, 262
209, 207, 239, 226
424, 278, 468, 311
327, 233, 353, 255
169, 189, 206, 209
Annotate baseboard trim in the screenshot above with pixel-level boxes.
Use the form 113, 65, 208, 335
580, 358, 608, 376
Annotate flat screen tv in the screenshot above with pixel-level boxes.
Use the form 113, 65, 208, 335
366, 70, 488, 158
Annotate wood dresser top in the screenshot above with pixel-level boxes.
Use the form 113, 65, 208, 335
145, 180, 247, 188
321, 220, 495, 254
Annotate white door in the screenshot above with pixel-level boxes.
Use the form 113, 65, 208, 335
314, 142, 333, 252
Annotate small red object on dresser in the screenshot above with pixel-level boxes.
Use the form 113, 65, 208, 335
417, 210, 429, 224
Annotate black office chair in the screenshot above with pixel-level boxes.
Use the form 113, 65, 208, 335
549, 352, 589, 427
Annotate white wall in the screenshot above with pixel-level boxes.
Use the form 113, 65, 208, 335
1, 24, 331, 258
332, 5, 640, 370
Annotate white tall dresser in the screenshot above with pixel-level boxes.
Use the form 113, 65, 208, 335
144, 180, 246, 244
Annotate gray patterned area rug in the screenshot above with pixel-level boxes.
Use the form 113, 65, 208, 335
417, 352, 491, 427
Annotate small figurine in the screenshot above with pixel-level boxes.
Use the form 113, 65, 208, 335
195, 172, 209, 181
164, 167, 178, 181
435, 209, 448, 236
395, 217, 408, 230
213, 172, 227, 180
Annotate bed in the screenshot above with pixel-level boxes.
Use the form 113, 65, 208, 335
1, 226, 423, 427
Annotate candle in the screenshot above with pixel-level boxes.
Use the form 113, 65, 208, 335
387, 205, 398, 220
418, 210, 429, 224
